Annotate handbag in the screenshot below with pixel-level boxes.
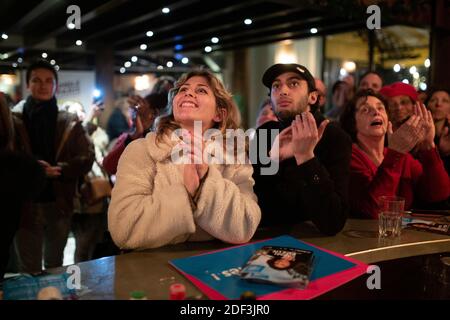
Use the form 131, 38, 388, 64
79, 159, 112, 206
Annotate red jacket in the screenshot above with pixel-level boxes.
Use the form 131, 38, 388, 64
349, 144, 450, 218
103, 133, 130, 175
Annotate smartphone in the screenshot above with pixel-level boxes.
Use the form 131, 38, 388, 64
131, 106, 138, 124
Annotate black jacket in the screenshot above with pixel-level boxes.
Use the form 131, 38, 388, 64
251, 111, 352, 235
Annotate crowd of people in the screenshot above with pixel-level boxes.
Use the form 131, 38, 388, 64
1, 58, 449, 280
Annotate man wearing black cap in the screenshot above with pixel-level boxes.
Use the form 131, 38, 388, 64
252, 63, 351, 235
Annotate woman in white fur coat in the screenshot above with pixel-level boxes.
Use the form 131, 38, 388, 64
108, 69, 261, 249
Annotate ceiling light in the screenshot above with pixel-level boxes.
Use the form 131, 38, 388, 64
157, 65, 164, 70
424, 58, 430, 68
17, 57, 23, 63
75, 40, 82, 46
244, 19, 252, 25
12, 63, 17, 68
120, 67, 126, 74
124, 61, 131, 68
67, 23, 75, 30
162, 7, 170, 14
181, 57, 189, 64
1, 33, 8, 40
211, 37, 219, 44
50, 59, 56, 65
55, 65, 60, 71
310, 28, 318, 34
402, 79, 409, 84
140, 44, 147, 50
204, 46, 212, 53
146, 31, 154, 37
393, 64, 401, 72
409, 66, 417, 74
131, 56, 138, 63
42, 52, 48, 58
166, 61, 173, 68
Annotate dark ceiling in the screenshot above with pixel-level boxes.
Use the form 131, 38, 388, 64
0, 0, 433, 74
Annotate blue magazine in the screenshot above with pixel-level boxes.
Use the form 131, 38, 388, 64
169, 235, 368, 300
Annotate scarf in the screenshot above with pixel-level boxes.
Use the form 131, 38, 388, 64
22, 96, 58, 165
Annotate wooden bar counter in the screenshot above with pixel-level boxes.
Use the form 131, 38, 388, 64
61, 219, 450, 300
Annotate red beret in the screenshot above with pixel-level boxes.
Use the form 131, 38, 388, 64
379, 82, 418, 102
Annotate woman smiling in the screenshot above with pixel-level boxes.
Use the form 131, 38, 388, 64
108, 69, 261, 249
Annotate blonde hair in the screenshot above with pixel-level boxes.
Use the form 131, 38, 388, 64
155, 69, 241, 142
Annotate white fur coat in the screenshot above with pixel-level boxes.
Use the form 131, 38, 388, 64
108, 132, 261, 249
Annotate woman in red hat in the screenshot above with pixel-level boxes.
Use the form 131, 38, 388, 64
379, 82, 419, 130
340, 89, 450, 218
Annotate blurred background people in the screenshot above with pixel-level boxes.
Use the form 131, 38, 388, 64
103, 76, 174, 176
417, 89, 428, 104
62, 101, 112, 263
106, 97, 130, 143
326, 80, 352, 121
427, 88, 450, 174
255, 98, 277, 128
103, 91, 169, 176
314, 78, 327, 113
358, 71, 383, 93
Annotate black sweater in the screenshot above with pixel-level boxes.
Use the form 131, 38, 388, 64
251, 112, 352, 235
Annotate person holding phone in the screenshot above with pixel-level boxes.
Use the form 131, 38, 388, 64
102, 92, 168, 175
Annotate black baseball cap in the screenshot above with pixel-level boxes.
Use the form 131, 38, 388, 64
262, 63, 316, 91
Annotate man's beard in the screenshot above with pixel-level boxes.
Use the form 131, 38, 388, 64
275, 96, 309, 124
276, 109, 299, 123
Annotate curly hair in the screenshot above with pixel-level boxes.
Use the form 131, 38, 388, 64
339, 89, 389, 142
155, 69, 241, 142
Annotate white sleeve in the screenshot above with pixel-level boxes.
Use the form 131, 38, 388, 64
194, 164, 261, 244
108, 140, 195, 249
